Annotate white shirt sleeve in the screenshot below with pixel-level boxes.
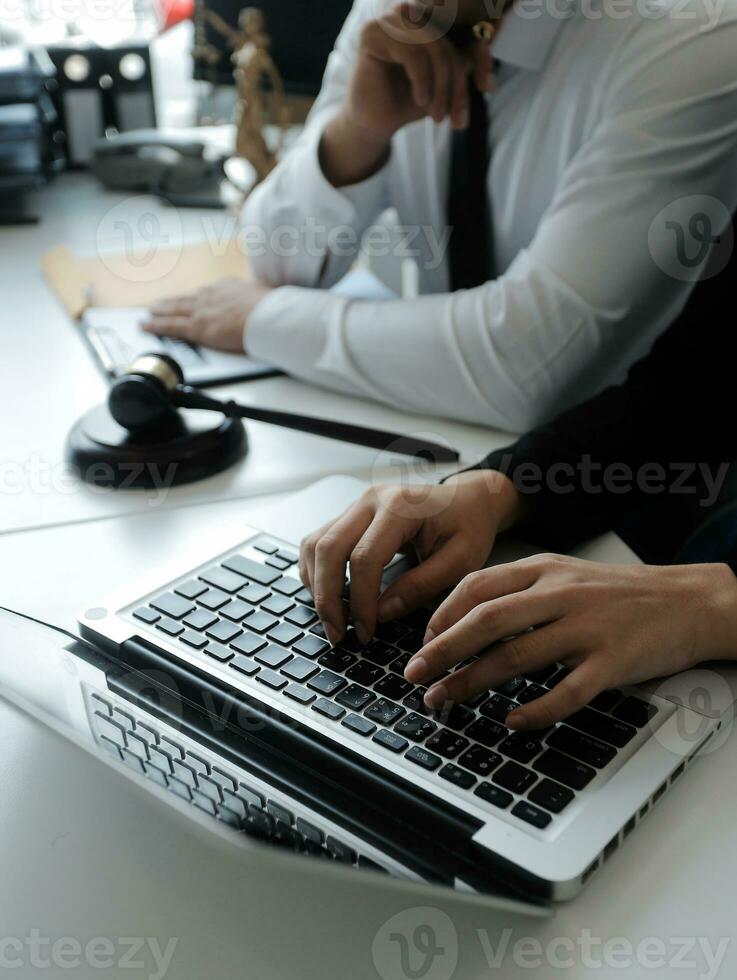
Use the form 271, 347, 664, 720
242, 0, 390, 289
247, 8, 737, 431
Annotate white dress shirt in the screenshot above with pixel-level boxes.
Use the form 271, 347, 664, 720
243, 0, 737, 430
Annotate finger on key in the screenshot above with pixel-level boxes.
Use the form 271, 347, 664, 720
312, 504, 374, 645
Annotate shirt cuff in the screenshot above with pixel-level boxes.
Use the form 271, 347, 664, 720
299, 121, 389, 233
245, 285, 333, 371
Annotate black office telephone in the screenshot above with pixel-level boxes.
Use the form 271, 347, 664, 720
90, 130, 227, 207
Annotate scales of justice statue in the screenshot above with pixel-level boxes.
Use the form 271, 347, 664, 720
193, 4, 290, 187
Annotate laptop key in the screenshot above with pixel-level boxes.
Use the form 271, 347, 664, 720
253, 538, 279, 555
405, 746, 442, 771
255, 645, 292, 669
261, 594, 295, 616
547, 726, 616, 768
150, 593, 194, 619
174, 579, 208, 600
479, 693, 517, 723
256, 669, 288, 691
473, 782, 513, 809
295, 587, 315, 606
363, 641, 397, 666
179, 630, 208, 650
319, 650, 357, 673
272, 576, 303, 597
567, 707, 636, 748
191, 791, 217, 816
200, 566, 247, 594
546, 666, 571, 688
266, 556, 290, 571
499, 733, 544, 765
459, 745, 502, 777
310, 623, 328, 639
342, 714, 377, 737
528, 778, 575, 814
465, 717, 506, 748
231, 633, 267, 657
402, 688, 431, 715
335, 684, 375, 712
293, 635, 330, 659
311, 697, 346, 720
375, 622, 408, 646
439, 763, 476, 789
492, 760, 537, 793
425, 729, 469, 760
516, 683, 547, 705
389, 652, 412, 675
183, 609, 218, 631
219, 599, 253, 622
276, 548, 299, 565
172, 760, 197, 787
268, 622, 303, 647
364, 698, 405, 726
533, 749, 595, 790
345, 660, 384, 687
156, 617, 184, 637
222, 554, 281, 586
206, 620, 243, 644
495, 677, 528, 698
204, 642, 233, 663
244, 611, 279, 634
307, 671, 346, 697
612, 696, 657, 728
167, 776, 191, 801
434, 703, 475, 732
198, 588, 230, 611
590, 689, 623, 713
374, 674, 413, 702
196, 776, 222, 803
372, 729, 409, 753
133, 606, 160, 625
284, 683, 315, 705
238, 583, 271, 605
281, 657, 319, 683
513, 801, 552, 829
394, 713, 436, 743
143, 761, 167, 786
285, 604, 317, 628
149, 747, 173, 773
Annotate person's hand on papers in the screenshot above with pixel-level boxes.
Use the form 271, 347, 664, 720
142, 277, 272, 352
299, 471, 522, 646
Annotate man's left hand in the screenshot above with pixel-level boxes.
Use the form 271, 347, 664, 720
142, 277, 273, 352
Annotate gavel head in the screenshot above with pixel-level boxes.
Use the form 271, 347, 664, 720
108, 353, 185, 434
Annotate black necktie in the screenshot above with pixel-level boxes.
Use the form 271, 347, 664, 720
447, 80, 492, 291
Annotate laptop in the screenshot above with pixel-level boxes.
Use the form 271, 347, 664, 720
80, 308, 280, 387
73, 476, 735, 903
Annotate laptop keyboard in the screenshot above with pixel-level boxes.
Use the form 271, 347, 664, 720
130, 536, 659, 834
89, 691, 390, 874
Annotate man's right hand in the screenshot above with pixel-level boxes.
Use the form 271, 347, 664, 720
320, 1, 495, 187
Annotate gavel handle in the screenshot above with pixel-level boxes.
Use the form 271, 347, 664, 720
174, 387, 460, 464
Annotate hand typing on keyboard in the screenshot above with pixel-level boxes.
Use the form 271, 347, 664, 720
299, 471, 521, 646
409, 557, 737, 730
300, 475, 737, 734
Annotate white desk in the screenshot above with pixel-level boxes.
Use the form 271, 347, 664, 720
4, 172, 728, 980
0, 172, 511, 536
0, 491, 734, 980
